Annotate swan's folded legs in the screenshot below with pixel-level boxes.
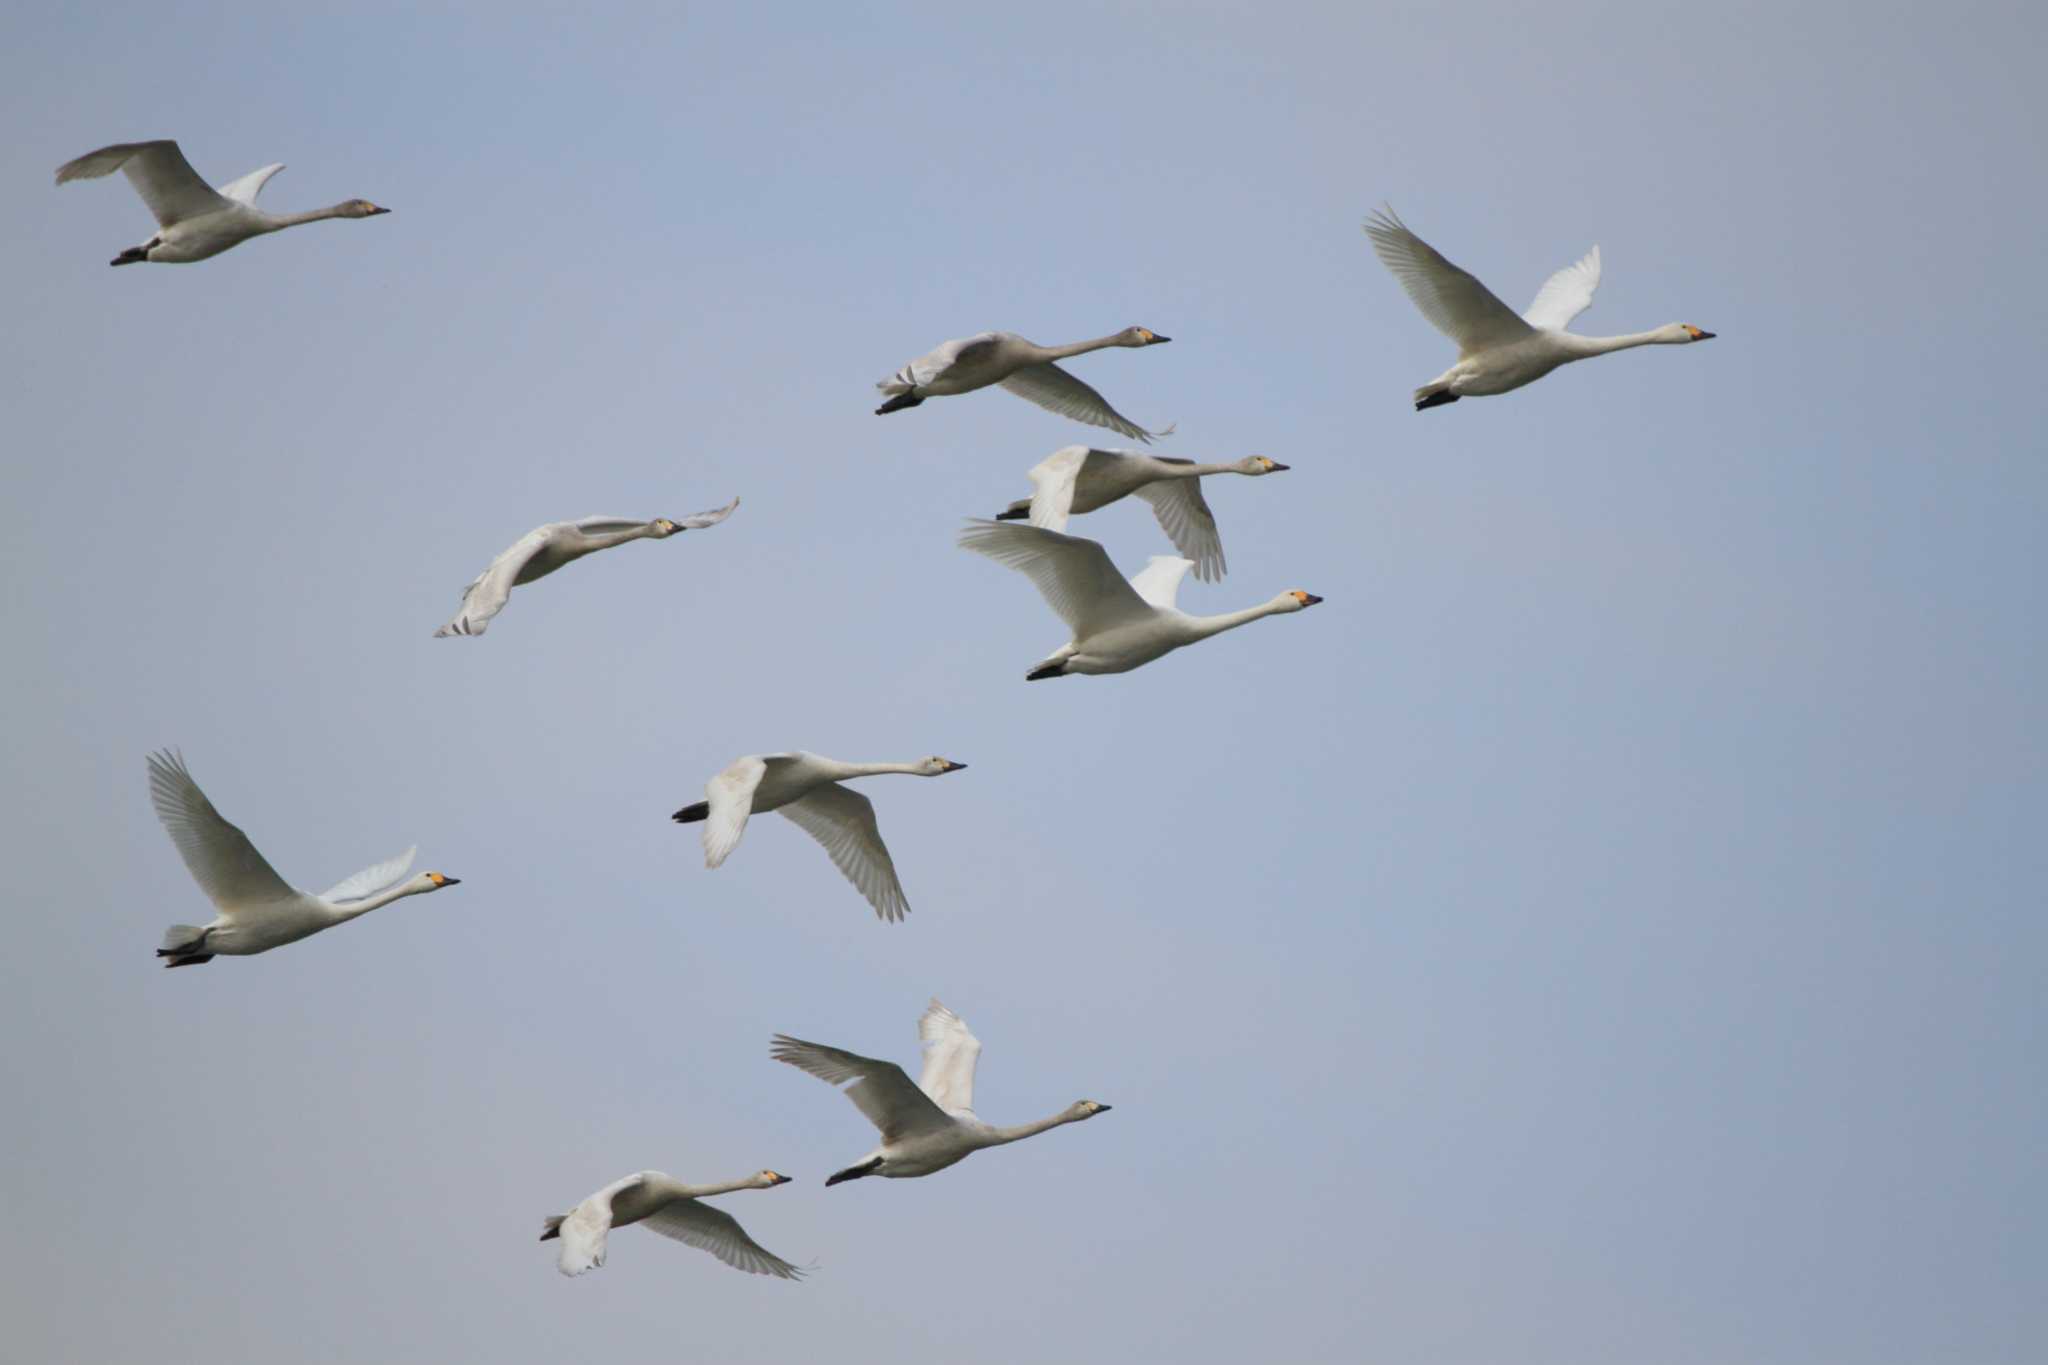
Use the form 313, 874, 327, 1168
1415, 390, 1460, 411
875, 392, 923, 415
825, 1157, 883, 1186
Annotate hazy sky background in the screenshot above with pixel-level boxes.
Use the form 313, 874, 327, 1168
2, 2, 2043, 1362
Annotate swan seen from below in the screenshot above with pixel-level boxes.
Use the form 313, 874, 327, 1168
1363, 206, 1714, 410
146, 750, 460, 967
672, 751, 967, 922
435, 499, 738, 637
55, 140, 388, 265
957, 520, 1321, 679
876, 328, 1173, 441
994, 445, 1290, 582
541, 1169, 801, 1279
773, 999, 1111, 1185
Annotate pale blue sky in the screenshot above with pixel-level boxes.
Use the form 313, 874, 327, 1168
1, 2, 2043, 1362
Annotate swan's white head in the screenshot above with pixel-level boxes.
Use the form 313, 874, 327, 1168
1068, 1100, 1113, 1120
1236, 455, 1290, 476
753, 1169, 794, 1188
1670, 323, 1715, 343
1118, 326, 1171, 347
917, 756, 969, 776
341, 199, 390, 218
1276, 590, 1324, 612
411, 870, 461, 895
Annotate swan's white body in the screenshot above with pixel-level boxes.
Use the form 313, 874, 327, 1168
1363, 207, 1714, 409
541, 1169, 800, 1279
55, 141, 388, 265
673, 751, 967, 922
875, 328, 1172, 440
958, 520, 1321, 679
773, 999, 1111, 1184
435, 500, 738, 637
997, 446, 1289, 582
145, 750, 459, 967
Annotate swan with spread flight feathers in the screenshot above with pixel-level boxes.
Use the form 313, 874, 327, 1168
1363, 206, 1714, 410
56, 140, 388, 265
145, 750, 460, 967
540, 1169, 802, 1279
876, 328, 1173, 440
958, 520, 1321, 679
994, 445, 1290, 582
672, 751, 967, 922
435, 499, 738, 637
773, 999, 1111, 1185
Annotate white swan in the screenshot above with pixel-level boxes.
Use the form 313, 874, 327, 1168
773, 999, 1111, 1185
957, 520, 1321, 679
1363, 207, 1714, 409
994, 445, 1290, 582
434, 499, 738, 637
671, 752, 967, 922
875, 328, 1172, 440
541, 1169, 801, 1279
55, 140, 388, 265
146, 750, 459, 967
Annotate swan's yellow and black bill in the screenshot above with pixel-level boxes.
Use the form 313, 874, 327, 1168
1686, 325, 1715, 340
939, 760, 968, 772
1293, 592, 1324, 607
429, 872, 460, 887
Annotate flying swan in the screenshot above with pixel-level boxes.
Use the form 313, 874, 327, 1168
957, 520, 1321, 679
672, 752, 967, 922
146, 750, 460, 967
773, 998, 1111, 1185
875, 328, 1172, 440
541, 1169, 802, 1279
435, 500, 738, 637
994, 445, 1290, 582
56, 140, 388, 265
1363, 206, 1714, 409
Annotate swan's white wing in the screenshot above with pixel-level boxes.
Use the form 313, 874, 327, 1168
1522, 244, 1602, 332
55, 141, 229, 228
879, 333, 995, 394
434, 527, 550, 638
1125, 555, 1196, 611
215, 163, 284, 206
555, 1175, 641, 1277
999, 363, 1161, 442
703, 756, 768, 868
778, 784, 909, 922
642, 1201, 804, 1280
1363, 207, 1534, 354
770, 1035, 953, 1141
957, 520, 1154, 637
673, 496, 740, 530
1025, 445, 1091, 530
146, 750, 296, 911
917, 998, 982, 1115
1133, 478, 1225, 582
319, 846, 417, 906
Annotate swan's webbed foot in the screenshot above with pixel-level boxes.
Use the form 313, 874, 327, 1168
672, 801, 710, 824
1025, 661, 1069, 681
875, 391, 923, 415
1414, 390, 1459, 411
994, 507, 1029, 521
111, 246, 150, 266
158, 952, 215, 967
825, 1157, 883, 1186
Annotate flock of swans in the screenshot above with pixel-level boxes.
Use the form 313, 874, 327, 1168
73, 135, 1715, 1282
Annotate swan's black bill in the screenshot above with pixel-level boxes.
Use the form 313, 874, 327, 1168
1695, 329, 1716, 340
1268, 462, 1291, 471
368, 206, 391, 215
1300, 594, 1324, 606
1096, 1104, 1113, 1112
1149, 334, 1172, 344
438, 877, 462, 887
940, 761, 968, 772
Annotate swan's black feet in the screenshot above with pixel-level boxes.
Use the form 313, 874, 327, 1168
825, 1157, 883, 1186
111, 246, 150, 266
159, 953, 215, 968
672, 801, 710, 824
1025, 662, 1068, 681
994, 507, 1029, 521
875, 392, 923, 415
1414, 390, 1459, 411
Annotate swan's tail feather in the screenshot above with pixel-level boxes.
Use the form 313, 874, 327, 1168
539, 1216, 565, 1242
672, 801, 710, 824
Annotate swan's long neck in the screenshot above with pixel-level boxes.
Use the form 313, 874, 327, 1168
1183, 600, 1288, 641
581, 523, 663, 551
1035, 333, 1128, 362
323, 881, 423, 922
982, 1110, 1083, 1146
260, 203, 364, 230
669, 1175, 760, 1199
1161, 462, 1236, 479
1557, 328, 1680, 358
824, 760, 928, 780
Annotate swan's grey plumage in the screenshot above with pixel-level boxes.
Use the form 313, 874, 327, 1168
435, 499, 737, 637
1363, 206, 1714, 409
146, 750, 460, 966
773, 999, 1111, 1184
540, 1169, 801, 1279
673, 751, 966, 922
996, 445, 1290, 581
55, 140, 389, 265
875, 328, 1172, 440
